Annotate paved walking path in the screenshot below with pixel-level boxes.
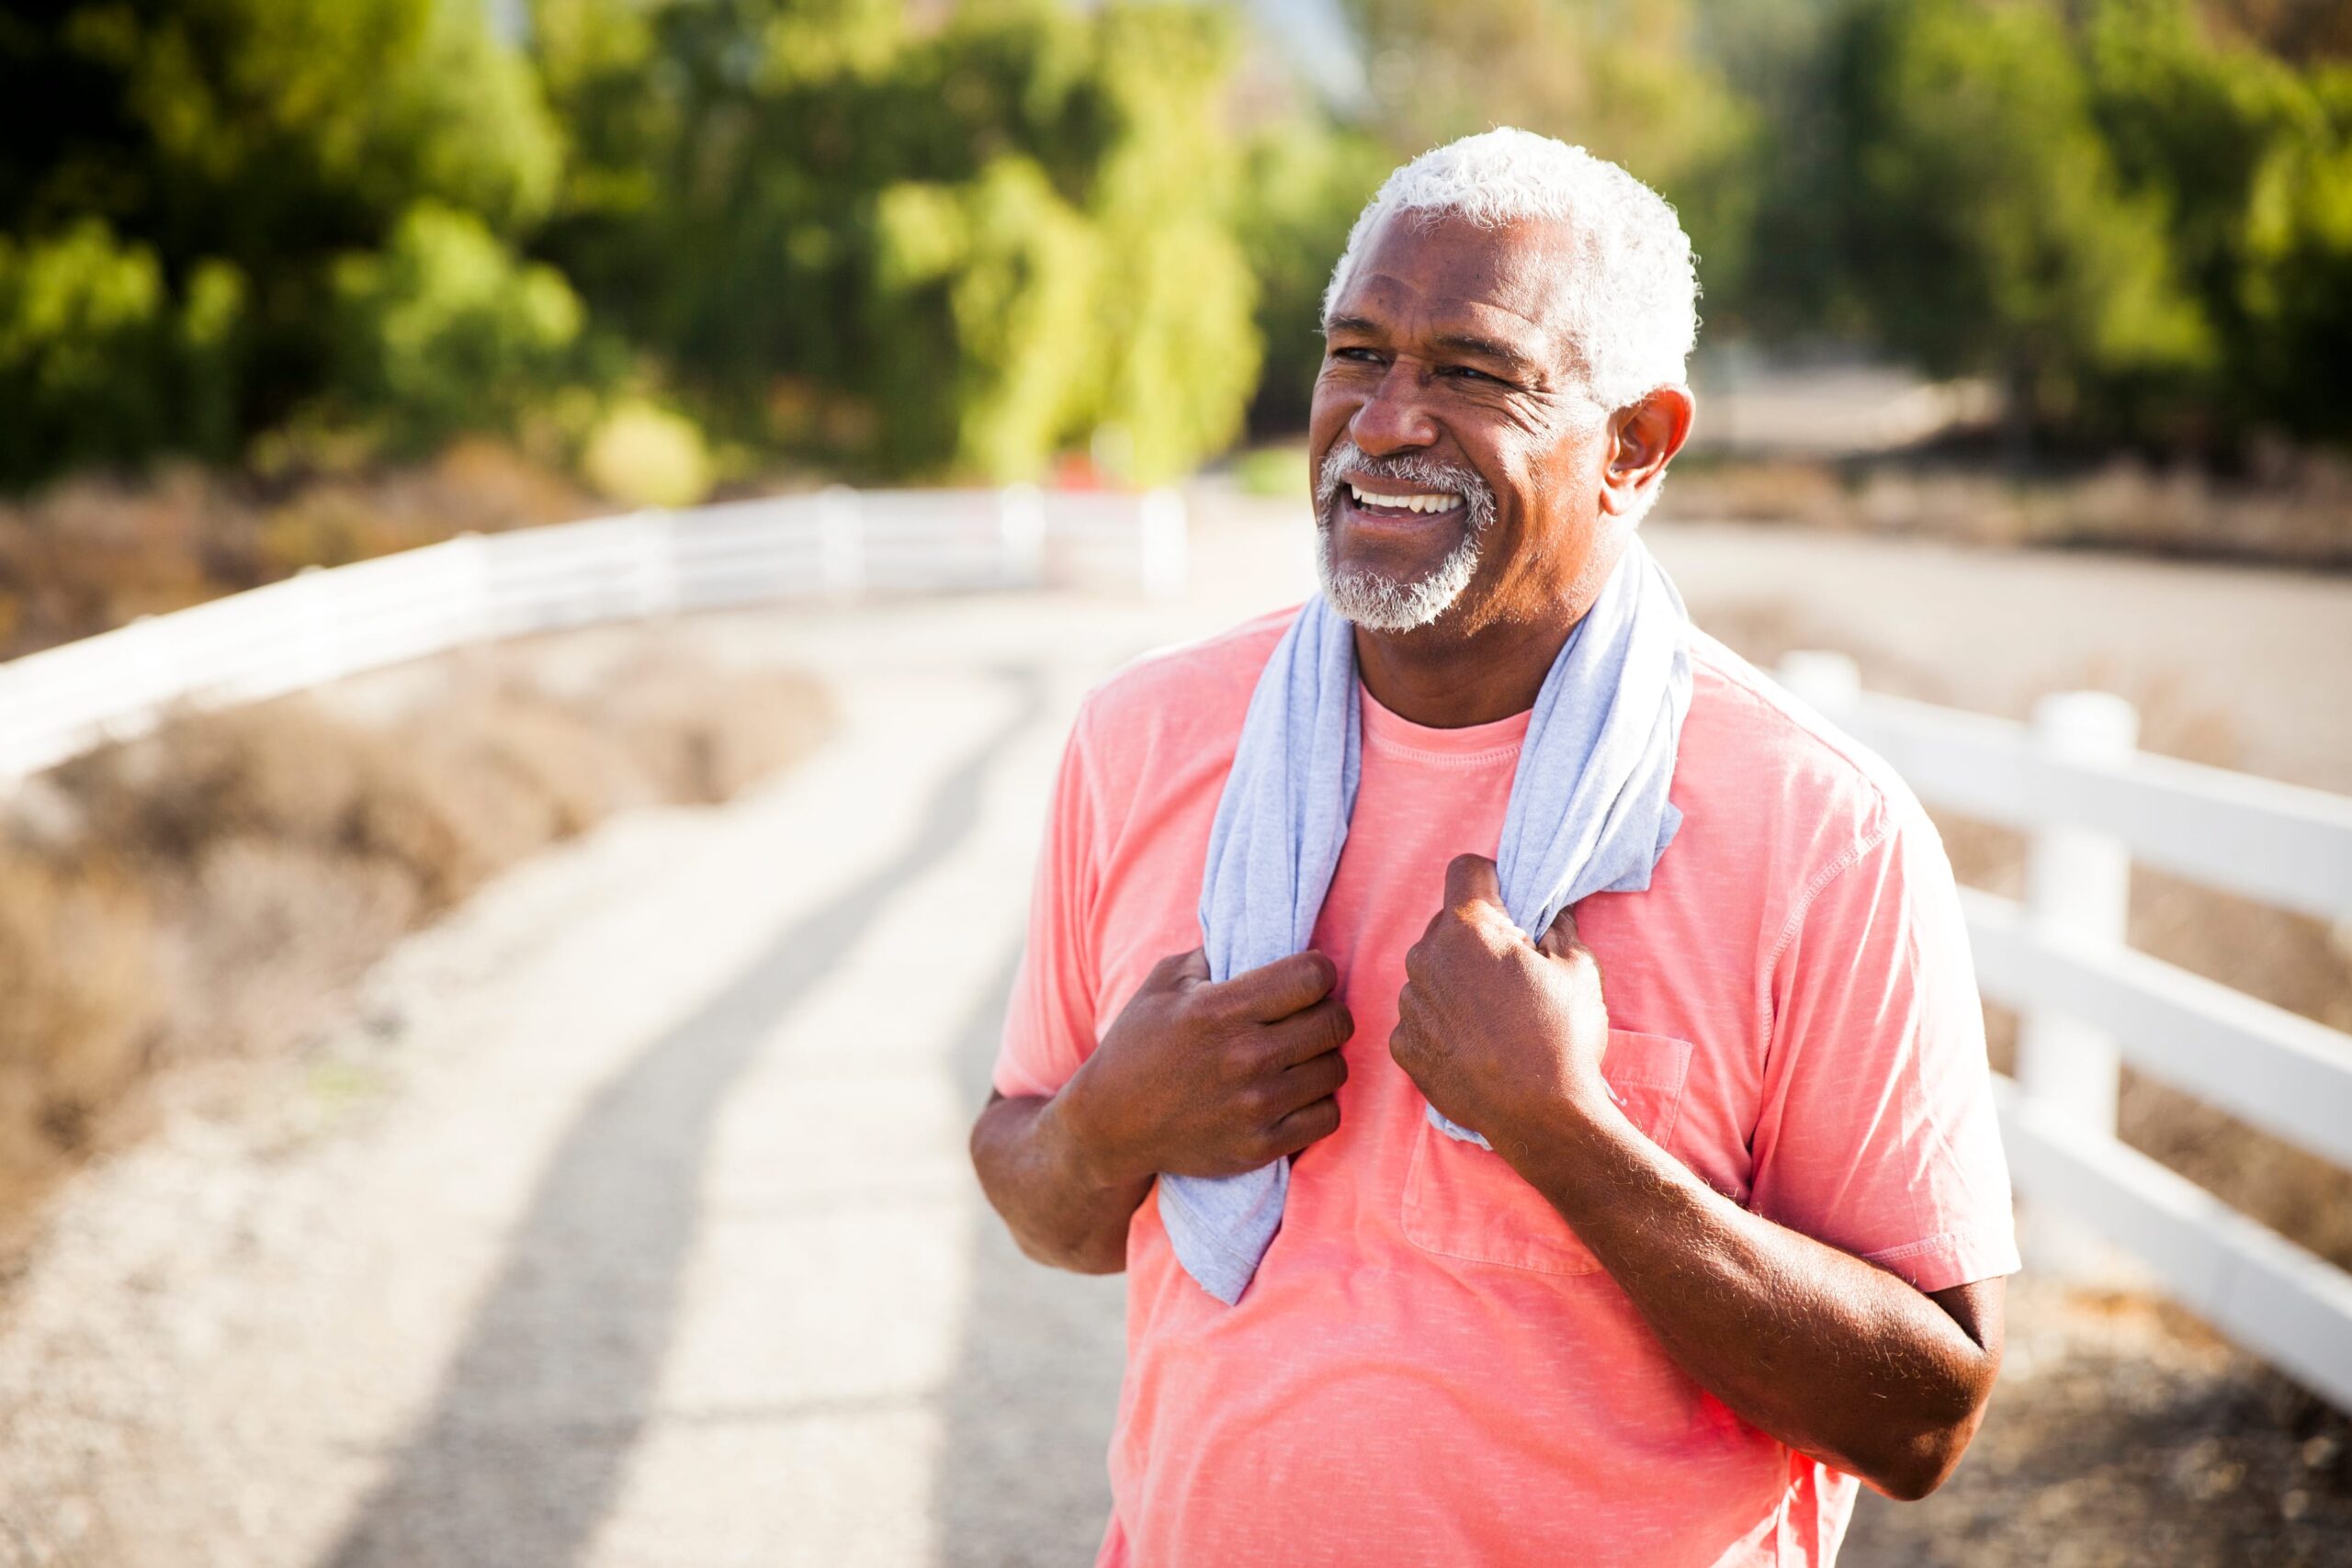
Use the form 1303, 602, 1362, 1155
1, 497, 2344, 1566
0, 603, 1167, 1564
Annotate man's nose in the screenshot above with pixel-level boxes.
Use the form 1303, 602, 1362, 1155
1348, 360, 1439, 457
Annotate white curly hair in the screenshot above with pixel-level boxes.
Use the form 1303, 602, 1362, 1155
1321, 128, 1700, 412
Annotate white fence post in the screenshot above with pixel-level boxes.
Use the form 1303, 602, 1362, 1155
2018, 691, 2141, 1128
1137, 487, 1187, 603
820, 485, 865, 601
2016, 689, 2141, 1278
997, 483, 1045, 589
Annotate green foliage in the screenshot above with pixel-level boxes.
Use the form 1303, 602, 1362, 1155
1793, 0, 2352, 450
328, 204, 584, 457
531, 0, 1258, 483
1077, 3, 1261, 480
7, 0, 2352, 489
2082, 0, 2352, 440
4, 0, 559, 254
1232, 442, 1313, 499
872, 156, 1102, 477
1340, 0, 1762, 321
0, 220, 246, 485
0, 220, 170, 481
1832, 0, 2212, 436
2234, 88, 2352, 436
1232, 124, 1392, 432
0, 0, 560, 482
582, 399, 714, 508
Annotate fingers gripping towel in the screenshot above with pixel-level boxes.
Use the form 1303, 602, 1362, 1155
1163, 536, 1694, 1304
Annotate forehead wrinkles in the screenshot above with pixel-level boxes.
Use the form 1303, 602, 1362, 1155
1329, 212, 1578, 373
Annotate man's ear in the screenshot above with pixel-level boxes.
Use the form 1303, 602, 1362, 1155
1598, 385, 1696, 520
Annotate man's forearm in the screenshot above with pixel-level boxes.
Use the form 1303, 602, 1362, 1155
1502, 1093, 2000, 1501
971, 1090, 1152, 1274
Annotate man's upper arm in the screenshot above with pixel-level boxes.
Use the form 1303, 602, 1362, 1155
992, 705, 1104, 1101
1747, 807, 2022, 1297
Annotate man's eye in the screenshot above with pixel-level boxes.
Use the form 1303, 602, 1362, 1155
1330, 346, 1382, 364
1445, 366, 1505, 386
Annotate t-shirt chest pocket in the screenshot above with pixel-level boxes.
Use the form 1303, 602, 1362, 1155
1399, 1029, 1695, 1277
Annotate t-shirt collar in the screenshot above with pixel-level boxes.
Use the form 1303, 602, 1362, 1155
1358, 681, 1532, 764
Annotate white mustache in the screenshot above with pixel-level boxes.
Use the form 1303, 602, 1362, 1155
1314, 439, 1495, 530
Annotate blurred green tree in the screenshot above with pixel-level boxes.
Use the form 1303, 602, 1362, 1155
5, 0, 2346, 493
1827, 0, 2213, 452
329, 203, 586, 457
1339, 0, 1761, 331
0, 218, 250, 486
0, 0, 560, 478
2085, 0, 2352, 443
1231, 121, 1392, 433
1689, 0, 1859, 342
0, 221, 182, 482
532, 0, 1261, 483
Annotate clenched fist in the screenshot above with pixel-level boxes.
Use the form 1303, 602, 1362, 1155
1057, 946, 1354, 1186
1390, 852, 1611, 1156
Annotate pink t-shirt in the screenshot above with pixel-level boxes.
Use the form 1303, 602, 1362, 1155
993, 604, 2019, 1567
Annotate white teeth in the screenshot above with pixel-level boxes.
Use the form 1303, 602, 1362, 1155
1348, 483, 1461, 514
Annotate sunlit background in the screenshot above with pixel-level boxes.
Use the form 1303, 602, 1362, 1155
0, 2, 2348, 1564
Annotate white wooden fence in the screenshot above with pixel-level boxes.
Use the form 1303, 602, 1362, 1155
0, 484, 1186, 784
1779, 650, 2352, 1413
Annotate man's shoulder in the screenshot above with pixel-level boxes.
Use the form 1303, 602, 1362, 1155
1070, 603, 1296, 769
1678, 627, 1937, 875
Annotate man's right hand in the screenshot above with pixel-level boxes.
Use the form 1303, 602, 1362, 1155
1055, 947, 1354, 1187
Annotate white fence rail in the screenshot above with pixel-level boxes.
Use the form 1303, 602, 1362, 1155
0, 485, 1185, 783
1779, 650, 2352, 1413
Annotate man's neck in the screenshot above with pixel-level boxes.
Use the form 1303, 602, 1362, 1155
1351, 537, 1624, 728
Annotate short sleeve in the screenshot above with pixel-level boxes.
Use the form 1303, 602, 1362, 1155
991, 702, 1105, 1100
1747, 807, 2020, 1294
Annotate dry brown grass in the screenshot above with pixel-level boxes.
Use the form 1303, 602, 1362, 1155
1662, 451, 2352, 570
0, 853, 159, 1231
0, 441, 601, 660
0, 643, 831, 1251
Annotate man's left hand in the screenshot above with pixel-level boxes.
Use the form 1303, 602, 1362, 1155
1389, 852, 1612, 1155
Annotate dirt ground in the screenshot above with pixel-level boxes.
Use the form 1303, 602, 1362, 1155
1843, 1276, 2352, 1566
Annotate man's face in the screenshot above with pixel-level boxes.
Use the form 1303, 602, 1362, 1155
1307, 209, 1614, 637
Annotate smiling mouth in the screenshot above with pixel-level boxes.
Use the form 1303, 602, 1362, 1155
1343, 481, 1464, 518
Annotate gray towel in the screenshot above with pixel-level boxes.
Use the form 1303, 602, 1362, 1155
1166, 535, 1693, 1304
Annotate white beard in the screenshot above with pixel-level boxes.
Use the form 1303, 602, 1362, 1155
1312, 437, 1495, 632
1317, 525, 1485, 632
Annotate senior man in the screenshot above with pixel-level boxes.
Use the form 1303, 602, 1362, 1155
969, 129, 2018, 1566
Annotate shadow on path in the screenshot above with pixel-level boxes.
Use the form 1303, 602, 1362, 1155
931, 948, 1128, 1567
323, 671, 1046, 1568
